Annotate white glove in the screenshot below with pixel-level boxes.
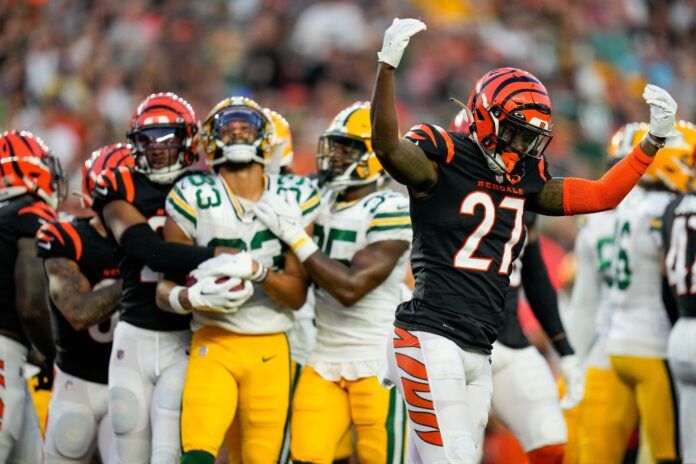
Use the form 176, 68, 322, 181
192, 252, 268, 282
252, 192, 318, 262
187, 276, 254, 314
643, 84, 677, 138
377, 18, 427, 68
559, 355, 585, 410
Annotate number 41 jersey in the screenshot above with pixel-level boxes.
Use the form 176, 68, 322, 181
396, 123, 551, 354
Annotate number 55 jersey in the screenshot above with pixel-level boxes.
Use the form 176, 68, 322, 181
397, 124, 550, 354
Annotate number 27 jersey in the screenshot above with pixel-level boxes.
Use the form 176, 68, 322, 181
396, 123, 551, 354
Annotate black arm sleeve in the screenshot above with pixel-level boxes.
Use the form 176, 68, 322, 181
662, 276, 679, 326
521, 238, 574, 357
120, 223, 215, 274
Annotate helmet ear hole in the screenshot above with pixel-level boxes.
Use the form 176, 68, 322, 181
491, 107, 501, 118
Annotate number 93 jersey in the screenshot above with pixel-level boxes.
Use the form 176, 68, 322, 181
608, 187, 675, 358
166, 171, 320, 334
311, 189, 412, 365
397, 123, 550, 355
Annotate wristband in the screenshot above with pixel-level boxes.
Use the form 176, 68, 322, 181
645, 132, 666, 149
290, 234, 320, 262
168, 286, 191, 314
249, 263, 269, 283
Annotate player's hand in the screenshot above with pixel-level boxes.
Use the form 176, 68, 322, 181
252, 192, 318, 262
192, 252, 268, 283
377, 18, 427, 69
643, 84, 677, 138
559, 354, 585, 410
187, 275, 253, 314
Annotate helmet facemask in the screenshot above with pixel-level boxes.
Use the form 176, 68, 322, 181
317, 134, 380, 192
129, 124, 195, 184
205, 106, 270, 167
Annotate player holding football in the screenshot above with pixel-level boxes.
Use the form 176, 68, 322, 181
662, 123, 696, 464
370, 18, 677, 463
0, 131, 64, 462
38, 144, 134, 464
605, 120, 696, 464
155, 96, 319, 464
91, 93, 231, 464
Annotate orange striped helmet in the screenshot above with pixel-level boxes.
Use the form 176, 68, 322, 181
81, 143, 135, 208
127, 92, 199, 184
466, 67, 553, 174
0, 130, 66, 208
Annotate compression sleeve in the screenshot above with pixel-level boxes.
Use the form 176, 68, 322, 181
120, 223, 215, 274
562, 144, 653, 215
521, 238, 574, 357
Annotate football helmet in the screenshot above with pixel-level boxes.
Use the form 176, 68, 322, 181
316, 101, 384, 192
644, 120, 696, 193
201, 97, 275, 167
606, 122, 647, 167
264, 108, 294, 173
127, 92, 199, 184
81, 143, 135, 208
465, 67, 553, 174
0, 130, 66, 208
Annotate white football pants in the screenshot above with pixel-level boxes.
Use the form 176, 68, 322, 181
668, 317, 696, 464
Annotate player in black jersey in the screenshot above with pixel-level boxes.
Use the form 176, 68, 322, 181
0, 130, 65, 462
661, 122, 696, 464
38, 144, 134, 464
90, 93, 229, 464
371, 18, 678, 463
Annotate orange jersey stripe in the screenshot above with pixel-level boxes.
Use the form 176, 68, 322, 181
42, 223, 65, 246
18, 204, 55, 222
61, 222, 83, 261
393, 327, 421, 348
433, 125, 455, 164
412, 124, 438, 148
119, 168, 135, 203
538, 158, 547, 182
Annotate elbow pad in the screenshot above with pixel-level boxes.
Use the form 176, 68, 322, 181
120, 223, 215, 274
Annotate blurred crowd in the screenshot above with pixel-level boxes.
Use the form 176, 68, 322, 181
2, 0, 695, 216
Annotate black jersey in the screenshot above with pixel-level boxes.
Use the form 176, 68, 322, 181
663, 193, 696, 318
498, 212, 538, 348
92, 167, 191, 331
0, 195, 57, 346
395, 124, 551, 354
36, 218, 120, 384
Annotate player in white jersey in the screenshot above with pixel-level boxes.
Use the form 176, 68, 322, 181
251, 102, 410, 464
155, 97, 319, 464
604, 122, 693, 463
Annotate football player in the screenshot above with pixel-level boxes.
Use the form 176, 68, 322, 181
566, 124, 645, 464
38, 144, 134, 463
370, 18, 677, 463
155, 96, 319, 464
606, 121, 696, 464
452, 111, 577, 463
91, 93, 229, 464
662, 121, 696, 464
249, 102, 409, 463
0, 130, 64, 462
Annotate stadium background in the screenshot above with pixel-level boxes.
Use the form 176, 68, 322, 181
1, 0, 695, 462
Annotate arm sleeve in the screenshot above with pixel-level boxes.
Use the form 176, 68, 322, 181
520, 237, 573, 356
562, 144, 653, 215
565, 223, 602, 359
120, 223, 215, 274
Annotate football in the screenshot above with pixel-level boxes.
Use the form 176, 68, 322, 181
185, 275, 246, 292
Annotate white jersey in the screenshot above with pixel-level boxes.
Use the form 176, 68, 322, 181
607, 187, 675, 358
166, 171, 320, 334
567, 210, 616, 369
310, 189, 412, 375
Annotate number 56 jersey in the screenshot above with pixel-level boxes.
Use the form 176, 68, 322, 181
166, 172, 320, 334
397, 123, 551, 355
310, 189, 412, 368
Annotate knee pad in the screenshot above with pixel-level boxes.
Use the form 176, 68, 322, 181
51, 412, 96, 460
109, 387, 140, 435
527, 444, 566, 464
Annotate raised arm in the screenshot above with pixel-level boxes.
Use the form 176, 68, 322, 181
530, 84, 677, 216
370, 19, 437, 195
44, 257, 121, 331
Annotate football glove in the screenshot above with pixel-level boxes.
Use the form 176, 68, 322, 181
252, 192, 318, 262
559, 354, 585, 410
377, 18, 427, 68
643, 84, 677, 138
187, 275, 253, 314
192, 252, 268, 283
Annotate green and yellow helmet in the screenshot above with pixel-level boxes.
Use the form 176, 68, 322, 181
264, 108, 294, 174
606, 122, 648, 167
201, 96, 275, 168
317, 101, 383, 191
